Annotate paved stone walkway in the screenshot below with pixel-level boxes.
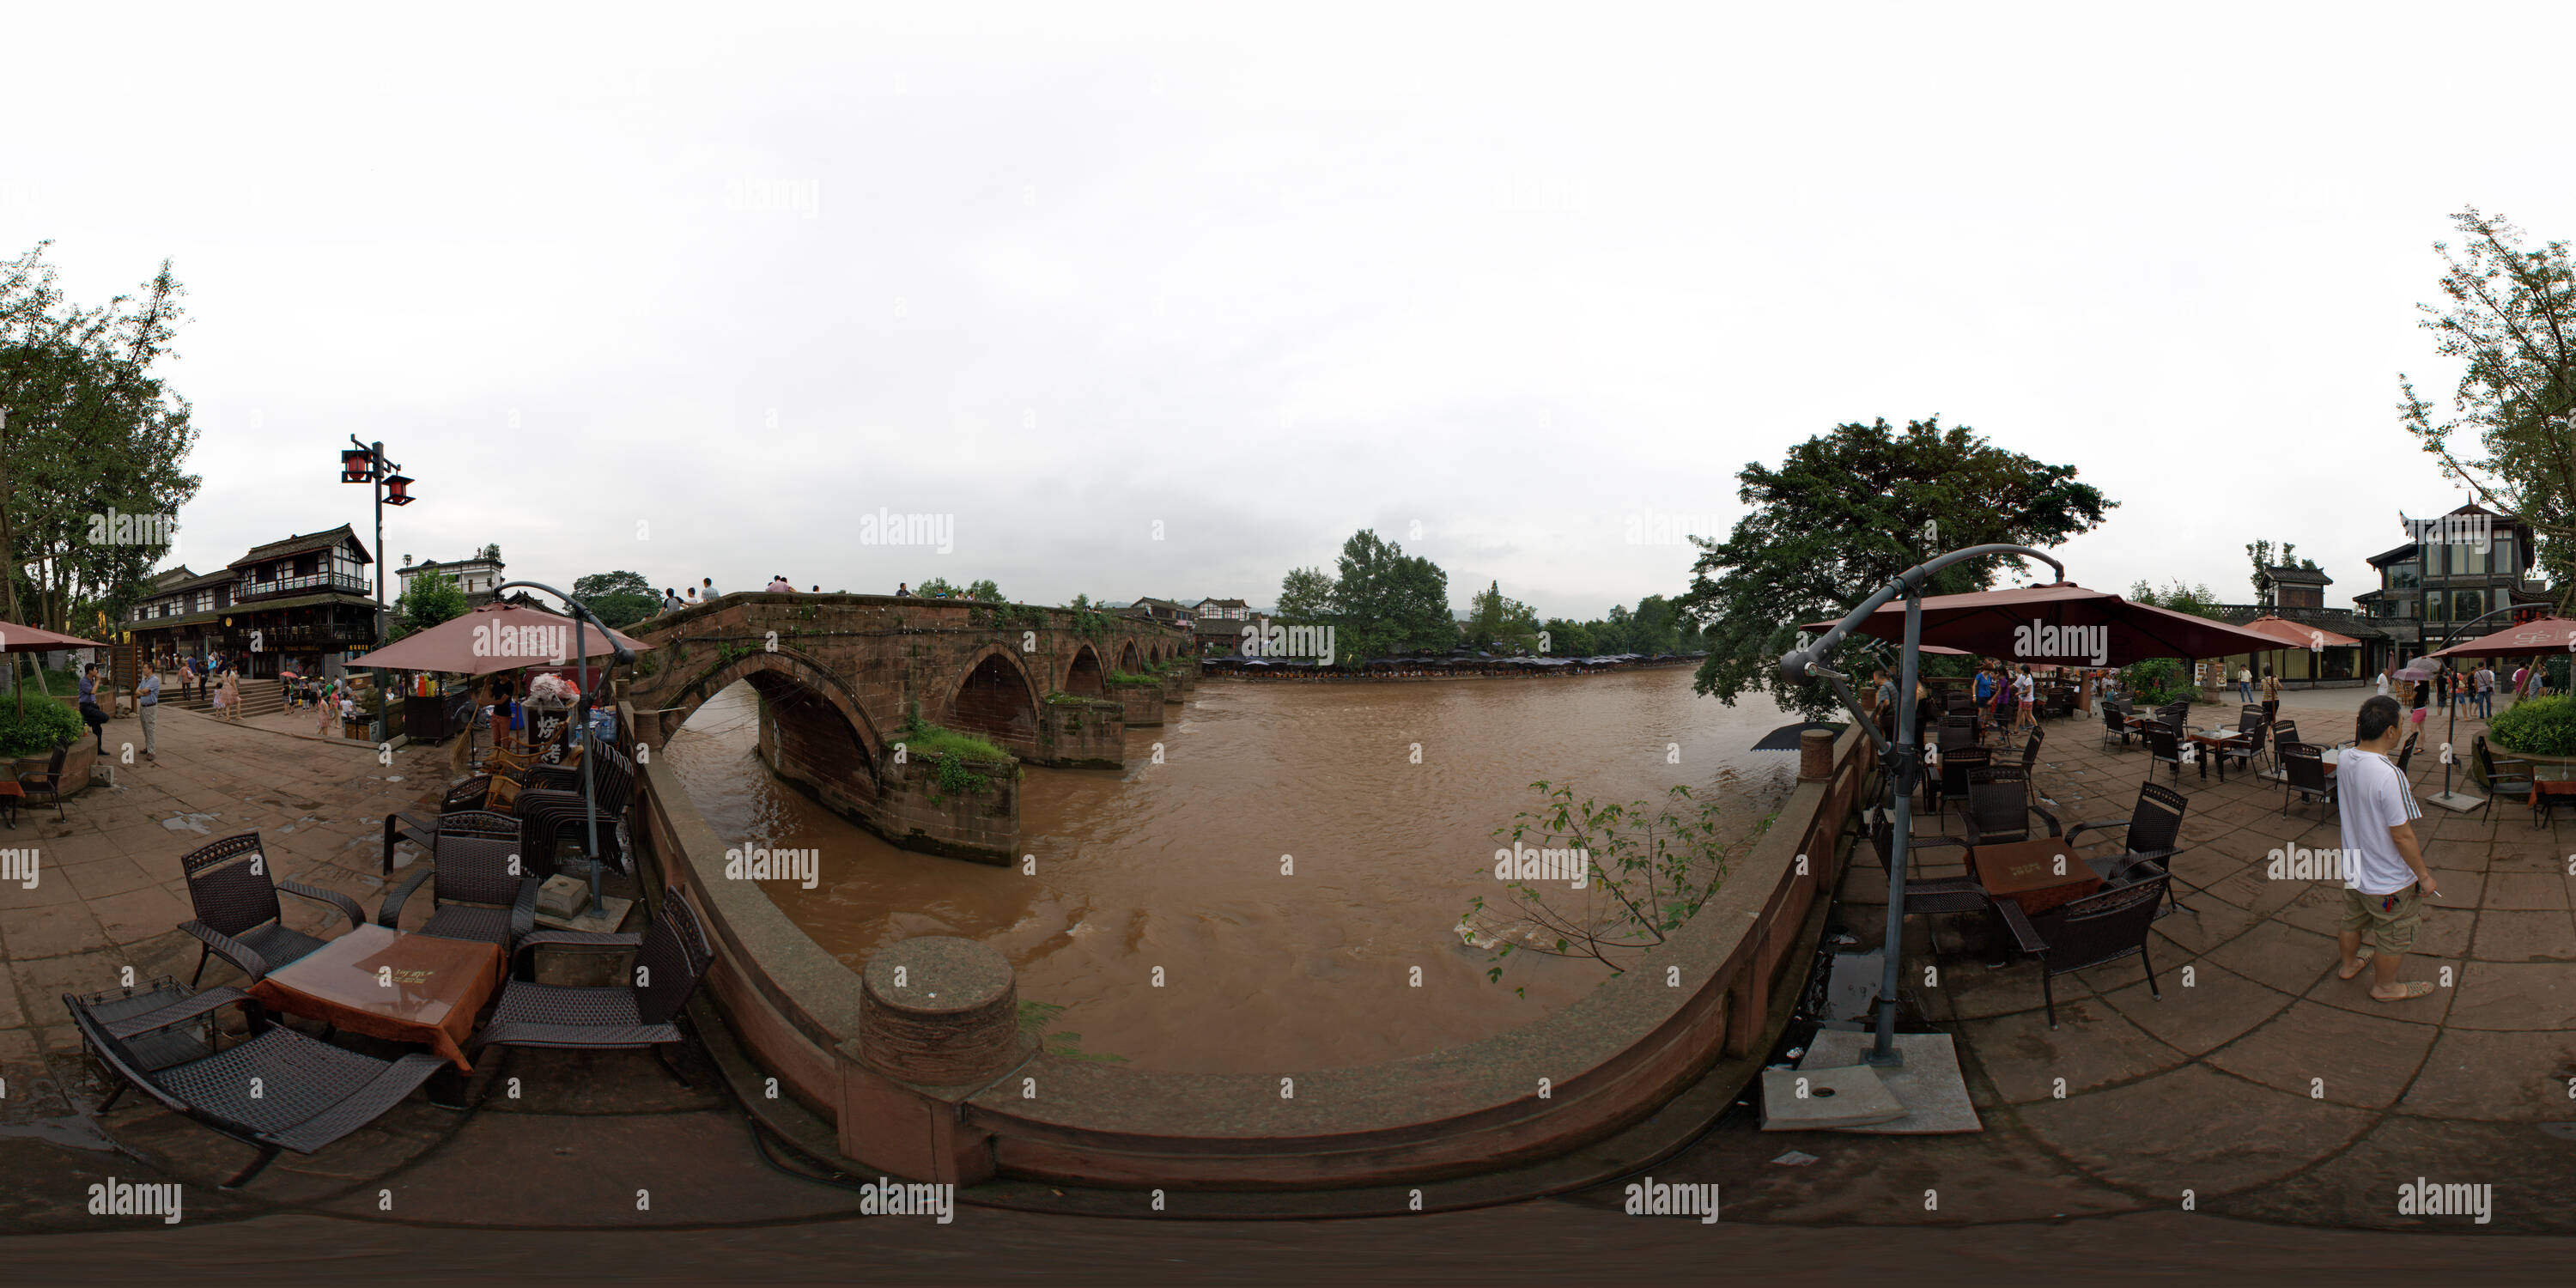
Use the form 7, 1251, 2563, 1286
1741, 685, 2576, 1235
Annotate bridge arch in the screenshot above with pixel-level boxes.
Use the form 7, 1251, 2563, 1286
1062, 643, 1107, 697
1117, 640, 1141, 674
945, 642, 1043, 756
659, 647, 885, 762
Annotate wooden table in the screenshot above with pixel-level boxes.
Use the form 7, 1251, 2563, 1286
2185, 727, 2249, 781
2528, 776, 2576, 828
1969, 837, 2105, 917
246, 924, 503, 1072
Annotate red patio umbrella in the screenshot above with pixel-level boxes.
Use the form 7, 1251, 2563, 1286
2426, 616, 2576, 659
0, 620, 110, 716
1803, 582, 2292, 666
343, 602, 653, 676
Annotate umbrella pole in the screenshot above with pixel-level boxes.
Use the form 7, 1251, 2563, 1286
1870, 587, 1924, 1067
574, 613, 602, 909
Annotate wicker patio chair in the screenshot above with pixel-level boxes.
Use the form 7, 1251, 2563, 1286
64, 979, 446, 1188
383, 791, 523, 875
1923, 746, 1989, 819
1990, 873, 2169, 1030
376, 811, 538, 952
2100, 702, 2131, 749
2142, 726, 2184, 786
2063, 780, 2194, 913
178, 833, 365, 987
16, 738, 71, 823
1959, 764, 2060, 848
515, 744, 637, 874
471, 886, 712, 1087
2474, 734, 2534, 826
2281, 742, 2336, 820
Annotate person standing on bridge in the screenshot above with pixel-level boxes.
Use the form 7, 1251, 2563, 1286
662, 587, 684, 614
702, 576, 720, 600
767, 574, 793, 593
896, 582, 909, 597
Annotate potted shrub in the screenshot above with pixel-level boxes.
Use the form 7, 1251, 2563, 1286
0, 698, 92, 790
2479, 694, 2576, 787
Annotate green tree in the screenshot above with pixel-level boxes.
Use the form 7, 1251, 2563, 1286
2400, 208, 2576, 607
392, 568, 468, 640
1678, 416, 2114, 719
0, 244, 198, 636
916, 576, 958, 598
572, 570, 659, 629
1540, 617, 1593, 656
1277, 565, 1334, 621
1327, 529, 1452, 663
964, 578, 1001, 602
1465, 580, 1541, 653
2128, 578, 2220, 618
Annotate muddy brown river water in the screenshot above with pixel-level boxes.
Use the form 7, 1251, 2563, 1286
665, 668, 1800, 1073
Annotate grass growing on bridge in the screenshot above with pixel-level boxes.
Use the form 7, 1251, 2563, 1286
895, 718, 1008, 763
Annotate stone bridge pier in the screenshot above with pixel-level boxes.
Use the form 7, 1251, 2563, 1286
618, 593, 1192, 862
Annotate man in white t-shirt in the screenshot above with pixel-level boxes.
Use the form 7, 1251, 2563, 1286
2475, 664, 2494, 720
2374, 666, 2391, 699
2334, 695, 2438, 1002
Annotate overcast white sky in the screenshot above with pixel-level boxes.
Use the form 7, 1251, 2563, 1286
3, 2, 2556, 620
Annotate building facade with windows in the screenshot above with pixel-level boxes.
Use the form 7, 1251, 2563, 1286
2354, 502, 2553, 663
397, 549, 507, 605
125, 525, 382, 677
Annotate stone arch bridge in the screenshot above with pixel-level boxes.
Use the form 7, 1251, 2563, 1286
617, 593, 1194, 862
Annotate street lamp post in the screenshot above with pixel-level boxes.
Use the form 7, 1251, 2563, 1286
339, 437, 416, 743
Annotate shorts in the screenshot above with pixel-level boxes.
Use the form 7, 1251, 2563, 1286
2341, 884, 2421, 955
2411, 707, 2427, 725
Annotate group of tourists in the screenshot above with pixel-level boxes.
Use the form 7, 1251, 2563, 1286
2372, 660, 2513, 726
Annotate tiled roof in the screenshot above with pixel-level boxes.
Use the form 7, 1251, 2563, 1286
229, 524, 370, 569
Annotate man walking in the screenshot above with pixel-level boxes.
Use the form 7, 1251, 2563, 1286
2476, 663, 2494, 720
2334, 695, 2438, 1002
132, 666, 159, 762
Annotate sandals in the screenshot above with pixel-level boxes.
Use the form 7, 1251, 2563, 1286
2336, 945, 2376, 980
2372, 981, 2434, 1002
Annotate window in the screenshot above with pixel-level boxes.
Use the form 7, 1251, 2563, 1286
2454, 539, 2488, 576
2424, 542, 2446, 578
2495, 531, 2517, 579
2452, 587, 2486, 622
2422, 592, 2442, 623
2385, 558, 2419, 592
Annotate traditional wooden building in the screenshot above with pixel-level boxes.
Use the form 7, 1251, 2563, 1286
124, 525, 382, 678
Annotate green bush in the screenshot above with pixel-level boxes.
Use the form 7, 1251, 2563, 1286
2490, 694, 2576, 756
0, 699, 83, 758
2117, 657, 2200, 706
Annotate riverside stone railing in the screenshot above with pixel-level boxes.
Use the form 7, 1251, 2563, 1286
628, 696, 1876, 1189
